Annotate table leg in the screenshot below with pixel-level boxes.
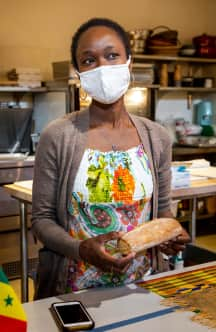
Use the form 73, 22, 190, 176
19, 201, 29, 303
189, 197, 197, 244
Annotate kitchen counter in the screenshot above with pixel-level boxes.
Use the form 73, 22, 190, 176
0, 156, 34, 184
23, 261, 216, 332
0, 155, 34, 169
0, 156, 34, 232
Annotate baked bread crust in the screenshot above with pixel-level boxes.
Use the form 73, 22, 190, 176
118, 218, 182, 255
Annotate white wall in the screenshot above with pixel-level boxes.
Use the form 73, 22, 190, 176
0, 0, 215, 79
0, 0, 215, 127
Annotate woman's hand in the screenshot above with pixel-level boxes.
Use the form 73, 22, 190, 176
79, 231, 135, 274
159, 228, 191, 256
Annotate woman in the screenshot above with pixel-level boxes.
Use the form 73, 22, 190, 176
32, 17, 190, 299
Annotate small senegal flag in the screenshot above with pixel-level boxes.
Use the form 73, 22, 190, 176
0, 267, 27, 332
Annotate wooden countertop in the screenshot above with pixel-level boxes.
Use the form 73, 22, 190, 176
4, 178, 216, 204
4, 180, 33, 202
172, 178, 216, 199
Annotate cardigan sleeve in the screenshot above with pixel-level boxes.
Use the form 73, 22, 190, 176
31, 122, 81, 260
157, 129, 172, 213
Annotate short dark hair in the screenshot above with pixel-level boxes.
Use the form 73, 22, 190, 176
71, 17, 131, 70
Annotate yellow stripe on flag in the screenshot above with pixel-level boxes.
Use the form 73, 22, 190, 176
0, 281, 26, 321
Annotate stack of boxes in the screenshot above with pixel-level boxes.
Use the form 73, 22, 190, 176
7, 68, 42, 88
171, 165, 190, 189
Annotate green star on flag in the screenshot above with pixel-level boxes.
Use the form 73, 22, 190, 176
4, 295, 14, 306
0, 267, 27, 332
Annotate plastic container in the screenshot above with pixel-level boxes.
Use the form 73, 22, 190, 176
195, 101, 213, 126
31, 133, 40, 152
174, 251, 184, 270
174, 64, 182, 87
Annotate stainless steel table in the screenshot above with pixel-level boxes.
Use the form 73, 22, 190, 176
172, 178, 216, 242
23, 262, 216, 332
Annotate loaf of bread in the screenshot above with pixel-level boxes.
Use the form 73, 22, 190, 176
117, 218, 182, 255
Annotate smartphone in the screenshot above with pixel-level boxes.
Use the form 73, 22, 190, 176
51, 301, 95, 331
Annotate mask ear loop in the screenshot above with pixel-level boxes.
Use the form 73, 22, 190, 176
127, 55, 134, 87
75, 70, 87, 101
130, 73, 135, 87
127, 55, 131, 66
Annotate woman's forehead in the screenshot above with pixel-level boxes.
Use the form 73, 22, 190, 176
76, 26, 124, 53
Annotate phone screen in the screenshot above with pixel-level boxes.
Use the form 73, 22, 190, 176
53, 302, 93, 326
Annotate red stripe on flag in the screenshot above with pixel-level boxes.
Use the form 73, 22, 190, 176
0, 314, 27, 332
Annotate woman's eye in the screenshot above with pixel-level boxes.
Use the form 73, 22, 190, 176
107, 53, 119, 60
81, 57, 95, 66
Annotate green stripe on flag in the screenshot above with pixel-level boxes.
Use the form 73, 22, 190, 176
0, 268, 9, 285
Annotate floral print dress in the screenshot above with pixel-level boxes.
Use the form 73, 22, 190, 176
66, 144, 153, 292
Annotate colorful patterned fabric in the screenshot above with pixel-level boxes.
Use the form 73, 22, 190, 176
0, 267, 27, 332
138, 265, 216, 298
67, 145, 153, 291
140, 265, 216, 329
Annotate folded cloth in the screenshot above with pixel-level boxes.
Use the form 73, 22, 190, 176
189, 166, 216, 179
172, 159, 210, 169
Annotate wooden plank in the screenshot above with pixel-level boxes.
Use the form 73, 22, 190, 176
172, 179, 216, 199
4, 180, 32, 203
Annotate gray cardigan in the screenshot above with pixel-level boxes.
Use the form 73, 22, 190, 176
32, 109, 172, 299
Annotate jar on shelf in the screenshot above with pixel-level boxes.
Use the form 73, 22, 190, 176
159, 64, 168, 86
128, 29, 149, 54
174, 64, 182, 87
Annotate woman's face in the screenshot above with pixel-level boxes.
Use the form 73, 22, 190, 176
76, 26, 128, 73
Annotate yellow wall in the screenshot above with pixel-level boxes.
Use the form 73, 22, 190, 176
0, 0, 215, 79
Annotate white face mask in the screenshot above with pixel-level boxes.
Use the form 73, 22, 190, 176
78, 58, 131, 104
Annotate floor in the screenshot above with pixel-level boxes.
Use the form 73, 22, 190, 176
195, 234, 216, 252
0, 229, 41, 302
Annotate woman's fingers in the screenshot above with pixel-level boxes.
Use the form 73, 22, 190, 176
101, 249, 135, 273
97, 231, 123, 243
79, 234, 135, 273
175, 228, 191, 243
109, 261, 132, 274
159, 240, 186, 256
159, 227, 190, 256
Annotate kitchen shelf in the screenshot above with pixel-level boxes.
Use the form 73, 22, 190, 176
159, 87, 216, 92
133, 54, 216, 63
131, 82, 160, 89
173, 146, 216, 156
178, 212, 215, 223
0, 86, 47, 92
132, 84, 216, 92
196, 213, 216, 220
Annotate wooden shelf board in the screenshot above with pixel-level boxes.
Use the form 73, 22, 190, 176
178, 212, 216, 223
133, 54, 216, 63
173, 146, 216, 156
0, 87, 47, 92
130, 82, 160, 89
159, 87, 216, 92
